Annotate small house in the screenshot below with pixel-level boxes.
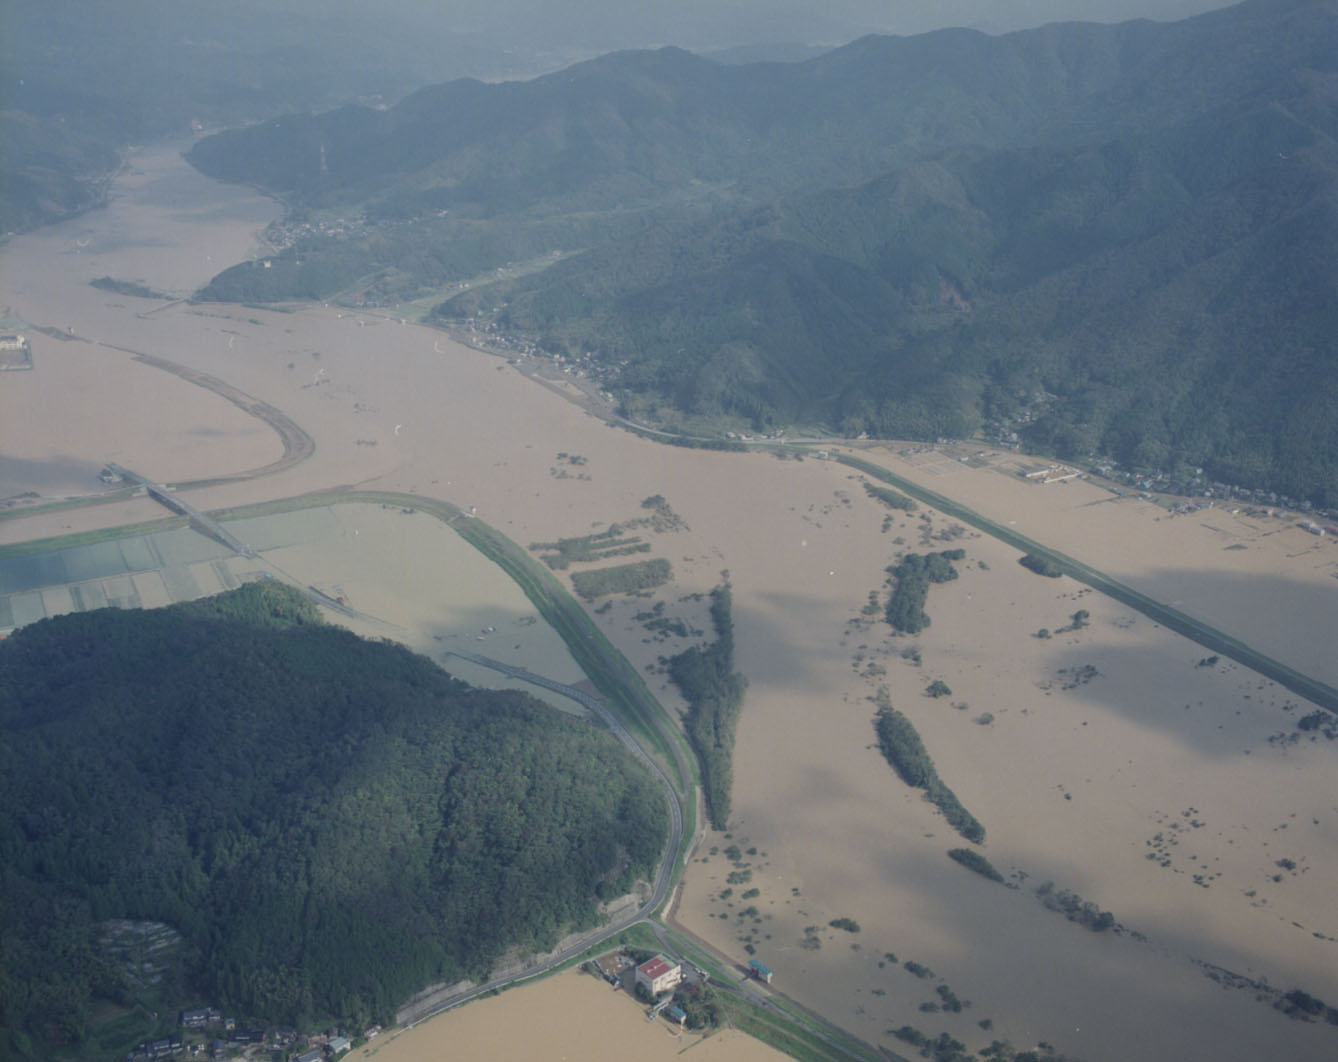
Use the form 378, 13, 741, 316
273, 1026, 298, 1046
749, 958, 773, 984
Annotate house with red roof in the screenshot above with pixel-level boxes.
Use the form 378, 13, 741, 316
634, 954, 682, 996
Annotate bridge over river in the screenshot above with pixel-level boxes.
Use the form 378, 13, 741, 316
107, 463, 255, 557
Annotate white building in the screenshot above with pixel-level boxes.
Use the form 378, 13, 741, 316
635, 954, 682, 996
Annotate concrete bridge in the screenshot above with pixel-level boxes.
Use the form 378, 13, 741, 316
107, 463, 255, 557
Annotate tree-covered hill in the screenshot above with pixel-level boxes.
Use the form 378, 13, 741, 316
449, 90, 1338, 499
190, 2, 1336, 215
189, 0, 1338, 503
0, 583, 667, 1053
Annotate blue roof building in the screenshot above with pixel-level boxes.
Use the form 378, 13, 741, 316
748, 958, 773, 983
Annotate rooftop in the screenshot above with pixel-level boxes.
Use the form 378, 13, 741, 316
638, 955, 676, 980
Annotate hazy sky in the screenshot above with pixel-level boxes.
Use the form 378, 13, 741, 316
235, 0, 1240, 58
0, 0, 1244, 127
359, 0, 1238, 48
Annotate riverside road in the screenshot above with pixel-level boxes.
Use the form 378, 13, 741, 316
397, 650, 686, 1027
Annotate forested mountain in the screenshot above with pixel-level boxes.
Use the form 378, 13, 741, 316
4, 1, 1222, 235
188, 0, 1338, 502
455, 102, 1337, 498
190, 3, 1319, 211
0, 0, 534, 235
188, 0, 1335, 210
0, 584, 667, 1053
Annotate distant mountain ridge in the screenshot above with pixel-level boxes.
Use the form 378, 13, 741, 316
188, 1, 1335, 205
0, 0, 540, 235
189, 0, 1338, 502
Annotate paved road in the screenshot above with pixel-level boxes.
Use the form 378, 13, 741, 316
445, 655, 880, 1059
646, 920, 883, 1061
446, 650, 684, 907
398, 650, 685, 1027
107, 463, 256, 557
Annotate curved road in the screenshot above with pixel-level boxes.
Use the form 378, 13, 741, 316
420, 657, 881, 1059
105, 344, 317, 488
398, 650, 685, 1027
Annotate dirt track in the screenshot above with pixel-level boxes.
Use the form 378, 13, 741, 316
118, 345, 315, 487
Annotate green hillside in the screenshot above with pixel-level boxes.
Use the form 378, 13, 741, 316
453, 102, 1337, 500
188, 0, 1338, 503
0, 584, 667, 1053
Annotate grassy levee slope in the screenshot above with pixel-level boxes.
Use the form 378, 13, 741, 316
446, 513, 693, 788
836, 453, 1338, 717
0, 514, 188, 558
212, 490, 696, 799
0, 489, 145, 527
716, 994, 879, 1062
651, 929, 880, 1062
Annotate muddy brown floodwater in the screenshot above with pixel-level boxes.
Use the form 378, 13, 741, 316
2, 143, 1336, 1062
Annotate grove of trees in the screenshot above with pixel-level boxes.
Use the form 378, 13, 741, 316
885, 550, 965, 634
873, 693, 985, 844
0, 584, 667, 1052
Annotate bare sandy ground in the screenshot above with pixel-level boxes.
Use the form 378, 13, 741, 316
364, 968, 786, 1062
2, 145, 1336, 1061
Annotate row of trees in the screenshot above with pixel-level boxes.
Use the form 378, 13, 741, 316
532, 525, 650, 570
863, 481, 918, 512
571, 558, 672, 599
0, 585, 668, 1051
668, 583, 747, 830
873, 694, 985, 844
947, 848, 1004, 883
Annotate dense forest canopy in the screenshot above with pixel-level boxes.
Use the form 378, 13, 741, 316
668, 583, 747, 829
188, 0, 1338, 504
0, 583, 667, 1053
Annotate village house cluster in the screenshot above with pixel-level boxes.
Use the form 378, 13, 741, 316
126, 1012, 374, 1061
